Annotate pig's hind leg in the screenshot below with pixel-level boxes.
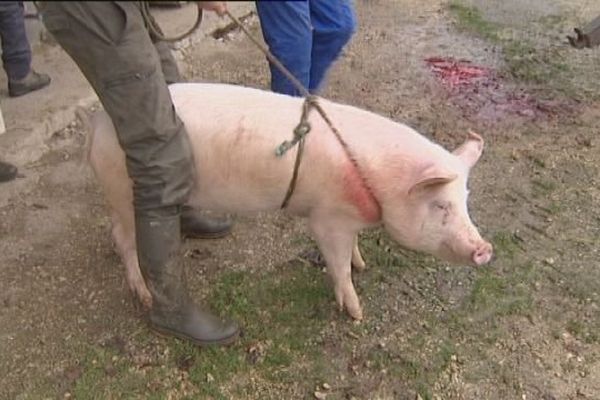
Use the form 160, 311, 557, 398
89, 143, 152, 309
110, 208, 152, 310
309, 212, 363, 320
351, 235, 366, 271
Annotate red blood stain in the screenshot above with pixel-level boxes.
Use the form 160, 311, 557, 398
424, 57, 576, 123
342, 161, 381, 224
425, 57, 491, 89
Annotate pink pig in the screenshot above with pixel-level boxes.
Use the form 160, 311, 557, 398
81, 83, 492, 321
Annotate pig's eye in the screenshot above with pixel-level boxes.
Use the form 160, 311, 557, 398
432, 201, 450, 211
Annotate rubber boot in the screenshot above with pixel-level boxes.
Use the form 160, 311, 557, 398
180, 205, 233, 239
136, 211, 240, 346
568, 15, 600, 49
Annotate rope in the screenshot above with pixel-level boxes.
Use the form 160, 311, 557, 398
279, 96, 318, 209
225, 10, 311, 98
275, 96, 317, 157
140, 1, 203, 43
225, 10, 379, 213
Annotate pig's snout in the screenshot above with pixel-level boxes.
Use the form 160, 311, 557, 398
472, 241, 493, 265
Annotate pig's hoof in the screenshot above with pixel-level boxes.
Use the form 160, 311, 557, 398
351, 260, 367, 272
137, 287, 153, 309
129, 282, 152, 309
348, 306, 363, 321
351, 245, 367, 272
335, 286, 362, 320
125, 267, 153, 309
336, 303, 363, 320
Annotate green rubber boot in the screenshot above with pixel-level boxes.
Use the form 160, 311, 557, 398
136, 211, 240, 346
180, 205, 233, 239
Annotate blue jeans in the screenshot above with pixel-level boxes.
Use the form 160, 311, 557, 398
256, 0, 356, 96
0, 1, 31, 81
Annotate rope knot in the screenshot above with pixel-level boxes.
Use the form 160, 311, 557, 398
275, 96, 318, 157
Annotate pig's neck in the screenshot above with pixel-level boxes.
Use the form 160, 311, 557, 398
339, 153, 382, 224
327, 102, 452, 205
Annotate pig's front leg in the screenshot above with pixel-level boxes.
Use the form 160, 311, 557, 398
351, 235, 366, 271
309, 213, 363, 320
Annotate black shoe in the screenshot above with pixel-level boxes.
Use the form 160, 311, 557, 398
8, 70, 51, 97
181, 206, 233, 239
0, 161, 17, 183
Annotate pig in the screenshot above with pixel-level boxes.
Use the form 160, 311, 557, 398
80, 83, 492, 321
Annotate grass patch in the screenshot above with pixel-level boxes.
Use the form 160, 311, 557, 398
531, 177, 557, 197
502, 40, 569, 85
66, 262, 335, 398
567, 320, 600, 344
359, 229, 411, 271
435, 259, 537, 354
364, 339, 458, 399
448, 1, 572, 90
61, 227, 551, 398
537, 14, 567, 28
468, 269, 533, 318
359, 228, 438, 272
70, 345, 155, 399
199, 263, 334, 397
448, 2, 499, 41
491, 231, 523, 259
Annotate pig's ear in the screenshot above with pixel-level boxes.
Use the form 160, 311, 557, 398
408, 165, 458, 196
453, 130, 484, 169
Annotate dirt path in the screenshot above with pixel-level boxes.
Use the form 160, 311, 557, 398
1, 1, 599, 399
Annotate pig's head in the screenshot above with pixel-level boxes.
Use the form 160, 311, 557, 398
382, 131, 492, 266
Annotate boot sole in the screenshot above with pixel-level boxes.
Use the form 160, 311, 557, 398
181, 229, 232, 240
149, 324, 240, 347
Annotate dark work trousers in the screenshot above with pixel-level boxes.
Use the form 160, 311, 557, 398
0, 1, 32, 81
256, 0, 356, 96
38, 1, 193, 219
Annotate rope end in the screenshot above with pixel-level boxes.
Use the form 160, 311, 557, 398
275, 141, 291, 157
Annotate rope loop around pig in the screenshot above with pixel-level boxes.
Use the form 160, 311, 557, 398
225, 10, 380, 213
277, 96, 318, 209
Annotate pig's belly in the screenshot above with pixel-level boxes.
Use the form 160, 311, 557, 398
186, 141, 308, 215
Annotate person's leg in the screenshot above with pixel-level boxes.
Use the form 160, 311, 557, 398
39, 1, 238, 345
256, 1, 312, 96
0, 1, 50, 96
0, 1, 31, 80
148, 15, 233, 238
308, 0, 356, 92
